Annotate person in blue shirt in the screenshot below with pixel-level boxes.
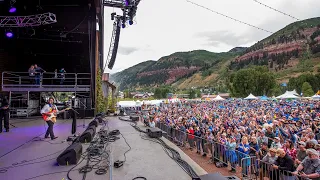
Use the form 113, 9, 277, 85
238, 136, 251, 176
226, 137, 238, 172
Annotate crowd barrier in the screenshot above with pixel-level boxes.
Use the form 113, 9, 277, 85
156, 122, 310, 180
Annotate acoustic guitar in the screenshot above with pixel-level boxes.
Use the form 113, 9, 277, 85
43, 108, 71, 123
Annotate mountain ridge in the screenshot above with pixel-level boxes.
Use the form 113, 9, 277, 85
111, 17, 320, 90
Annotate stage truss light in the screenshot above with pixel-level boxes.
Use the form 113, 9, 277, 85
9, 7, 16, 13
5, 31, 13, 38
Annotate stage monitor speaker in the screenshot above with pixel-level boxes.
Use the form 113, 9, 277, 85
96, 116, 103, 123
147, 127, 163, 138
130, 116, 139, 122
79, 126, 96, 143
57, 142, 82, 166
86, 125, 96, 136
88, 119, 98, 127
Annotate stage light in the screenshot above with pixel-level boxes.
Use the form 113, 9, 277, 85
122, 23, 126, 28
9, 7, 16, 13
5, 32, 13, 38
128, 20, 133, 25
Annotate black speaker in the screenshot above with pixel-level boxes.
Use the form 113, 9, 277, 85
79, 126, 96, 143
89, 119, 98, 127
57, 142, 82, 165
130, 116, 139, 122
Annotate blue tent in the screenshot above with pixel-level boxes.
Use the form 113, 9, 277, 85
260, 95, 268, 101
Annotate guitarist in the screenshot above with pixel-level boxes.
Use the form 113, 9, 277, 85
0, 97, 10, 133
41, 97, 69, 140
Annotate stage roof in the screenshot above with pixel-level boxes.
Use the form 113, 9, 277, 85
0, 0, 99, 73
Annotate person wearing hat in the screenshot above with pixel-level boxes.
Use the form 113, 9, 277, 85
295, 141, 307, 167
261, 148, 278, 179
292, 149, 320, 179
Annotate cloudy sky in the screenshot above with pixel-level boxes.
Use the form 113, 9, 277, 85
103, 0, 320, 74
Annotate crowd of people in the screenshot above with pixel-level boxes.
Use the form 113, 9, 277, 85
142, 99, 320, 179
28, 64, 66, 85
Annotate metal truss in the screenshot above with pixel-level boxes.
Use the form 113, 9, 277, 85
0, 12, 57, 28
103, 0, 141, 9
103, 0, 127, 8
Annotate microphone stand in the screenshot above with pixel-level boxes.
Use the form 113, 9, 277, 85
78, 100, 87, 128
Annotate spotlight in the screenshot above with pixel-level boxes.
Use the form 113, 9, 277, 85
129, 20, 133, 25
122, 23, 126, 28
6, 32, 13, 38
9, 7, 16, 13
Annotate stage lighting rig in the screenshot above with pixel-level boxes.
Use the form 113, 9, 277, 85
0, 13, 57, 27
104, 0, 141, 27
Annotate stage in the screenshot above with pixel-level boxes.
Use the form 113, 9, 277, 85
0, 116, 206, 180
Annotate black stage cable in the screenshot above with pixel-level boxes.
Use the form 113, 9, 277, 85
186, 0, 273, 34
0, 119, 72, 160
129, 123, 199, 179
252, 0, 300, 21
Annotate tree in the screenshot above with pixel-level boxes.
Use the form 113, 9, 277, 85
96, 69, 108, 114
302, 82, 314, 97
228, 66, 276, 97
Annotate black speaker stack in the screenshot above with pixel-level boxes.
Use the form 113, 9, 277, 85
56, 116, 104, 166
56, 142, 83, 166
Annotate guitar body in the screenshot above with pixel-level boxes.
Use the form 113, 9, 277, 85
42, 108, 70, 123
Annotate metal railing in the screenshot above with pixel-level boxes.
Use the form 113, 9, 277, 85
155, 122, 252, 179
2, 71, 91, 89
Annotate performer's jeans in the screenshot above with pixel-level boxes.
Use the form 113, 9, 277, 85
0, 111, 9, 131
45, 121, 55, 139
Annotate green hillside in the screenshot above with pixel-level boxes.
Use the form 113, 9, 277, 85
111, 17, 320, 91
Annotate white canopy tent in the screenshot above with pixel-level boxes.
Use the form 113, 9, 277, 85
276, 90, 300, 99
117, 101, 138, 107
311, 94, 320, 100
213, 95, 225, 101
244, 93, 258, 100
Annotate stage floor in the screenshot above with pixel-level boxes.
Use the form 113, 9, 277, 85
0, 116, 198, 180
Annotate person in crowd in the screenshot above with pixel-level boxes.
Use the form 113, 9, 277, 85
186, 126, 194, 150
145, 98, 320, 177
257, 131, 268, 148
0, 97, 10, 133
261, 148, 278, 180
295, 141, 308, 167
293, 149, 320, 179
226, 137, 237, 173
149, 119, 155, 128
271, 137, 282, 149
283, 139, 297, 161
271, 149, 295, 180
238, 136, 250, 176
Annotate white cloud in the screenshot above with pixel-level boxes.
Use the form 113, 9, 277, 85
104, 0, 320, 74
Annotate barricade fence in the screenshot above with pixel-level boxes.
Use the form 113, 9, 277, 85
155, 122, 310, 180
